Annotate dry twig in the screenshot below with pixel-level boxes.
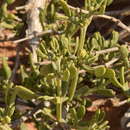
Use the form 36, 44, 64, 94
105, 58, 119, 67
94, 47, 119, 55
13, 30, 63, 44
9, 45, 20, 82
94, 15, 130, 33
67, 4, 130, 35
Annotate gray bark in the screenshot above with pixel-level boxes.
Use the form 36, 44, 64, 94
26, 0, 47, 63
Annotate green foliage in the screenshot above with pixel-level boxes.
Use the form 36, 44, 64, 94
6, 0, 15, 5
1, 57, 11, 80
0, 0, 22, 35
0, 0, 130, 129
15, 85, 38, 100
78, 110, 110, 130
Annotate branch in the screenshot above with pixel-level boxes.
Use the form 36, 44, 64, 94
26, 0, 48, 63
68, 4, 89, 14
35, 60, 52, 65
67, 4, 130, 34
13, 30, 63, 44
113, 98, 130, 107
94, 47, 119, 55
62, 4, 130, 34
15, 5, 27, 11
92, 58, 119, 69
94, 15, 130, 33
119, 26, 130, 40
105, 58, 119, 67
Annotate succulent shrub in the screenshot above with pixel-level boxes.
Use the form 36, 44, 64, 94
0, 0, 130, 130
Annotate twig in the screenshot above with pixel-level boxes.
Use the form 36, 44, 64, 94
93, 58, 119, 69
67, 4, 130, 34
13, 30, 63, 44
94, 47, 119, 55
103, 15, 124, 38
119, 25, 130, 40
15, 5, 27, 10
113, 99, 130, 107
94, 15, 130, 33
68, 5, 89, 14
35, 60, 52, 65
66, 4, 130, 34
105, 58, 119, 67
79, 69, 86, 74
9, 46, 20, 82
